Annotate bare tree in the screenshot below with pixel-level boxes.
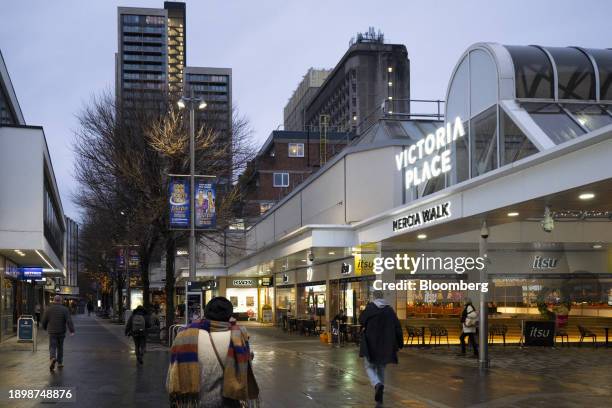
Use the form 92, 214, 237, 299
73, 90, 256, 329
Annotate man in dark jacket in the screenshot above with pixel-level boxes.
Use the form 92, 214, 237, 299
125, 305, 151, 364
359, 290, 403, 405
42, 295, 75, 371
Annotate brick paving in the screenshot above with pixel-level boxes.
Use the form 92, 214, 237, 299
0, 316, 610, 407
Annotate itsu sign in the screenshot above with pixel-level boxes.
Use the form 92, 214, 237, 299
392, 202, 451, 232
395, 117, 465, 189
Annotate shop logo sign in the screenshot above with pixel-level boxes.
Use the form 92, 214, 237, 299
532, 256, 559, 270
233, 279, 255, 287
392, 202, 451, 232
341, 262, 352, 275
395, 117, 465, 189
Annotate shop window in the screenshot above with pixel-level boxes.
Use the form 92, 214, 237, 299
288, 143, 304, 157
500, 109, 538, 165
470, 105, 498, 177
545, 47, 596, 100
564, 104, 612, 131
586, 48, 612, 100
273, 172, 289, 187
506, 46, 554, 99
523, 102, 586, 144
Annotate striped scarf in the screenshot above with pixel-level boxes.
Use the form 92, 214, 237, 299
166, 319, 259, 407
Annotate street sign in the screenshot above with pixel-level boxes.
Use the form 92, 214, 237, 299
17, 315, 37, 351
523, 320, 555, 346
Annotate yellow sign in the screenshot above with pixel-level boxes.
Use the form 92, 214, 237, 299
353, 243, 380, 276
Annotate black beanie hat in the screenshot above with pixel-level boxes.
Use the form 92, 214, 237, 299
204, 297, 234, 322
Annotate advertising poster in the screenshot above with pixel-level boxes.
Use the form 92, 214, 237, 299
128, 249, 140, 269
169, 177, 190, 229
116, 248, 126, 269
195, 180, 216, 229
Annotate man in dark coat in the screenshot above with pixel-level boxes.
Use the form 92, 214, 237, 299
359, 290, 403, 404
42, 295, 75, 371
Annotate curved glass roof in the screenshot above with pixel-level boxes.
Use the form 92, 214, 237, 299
586, 48, 612, 100
504, 45, 612, 102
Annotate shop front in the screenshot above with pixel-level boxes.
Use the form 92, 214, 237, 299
224, 277, 274, 322
226, 42, 612, 344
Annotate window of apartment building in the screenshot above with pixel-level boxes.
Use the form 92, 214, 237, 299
288, 143, 304, 157
260, 202, 274, 215
273, 172, 289, 187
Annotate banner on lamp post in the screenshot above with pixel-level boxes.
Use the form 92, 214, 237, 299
169, 176, 190, 229
195, 180, 216, 229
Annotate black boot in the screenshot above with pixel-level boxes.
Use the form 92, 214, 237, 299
374, 383, 384, 403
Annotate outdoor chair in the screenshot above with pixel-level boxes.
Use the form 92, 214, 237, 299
428, 324, 449, 347
555, 329, 569, 346
488, 324, 508, 346
577, 325, 597, 347
406, 325, 424, 345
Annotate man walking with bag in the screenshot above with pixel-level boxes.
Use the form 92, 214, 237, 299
42, 295, 75, 371
125, 305, 151, 364
459, 297, 479, 357
359, 290, 403, 405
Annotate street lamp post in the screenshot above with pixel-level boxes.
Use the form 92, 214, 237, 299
178, 93, 206, 325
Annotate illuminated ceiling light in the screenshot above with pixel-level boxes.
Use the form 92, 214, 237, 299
387, 67, 393, 73
388, 111, 393, 114
507, 212, 519, 217
328, 251, 335, 255
388, 81, 393, 86
198, 101, 207, 110
417, 233, 427, 239
353, 115, 357, 121
388, 96, 392, 100
578, 192, 595, 200
592, 244, 603, 249
301, 259, 307, 262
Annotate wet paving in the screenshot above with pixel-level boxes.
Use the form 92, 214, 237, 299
0, 315, 610, 407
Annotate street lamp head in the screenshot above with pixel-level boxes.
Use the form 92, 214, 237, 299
198, 100, 207, 110
177, 99, 186, 109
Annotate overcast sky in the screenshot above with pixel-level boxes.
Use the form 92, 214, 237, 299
1, 0, 610, 220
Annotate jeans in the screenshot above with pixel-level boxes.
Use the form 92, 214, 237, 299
364, 359, 386, 386
133, 335, 146, 360
49, 334, 65, 363
460, 332, 478, 355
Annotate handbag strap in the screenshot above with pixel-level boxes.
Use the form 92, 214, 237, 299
208, 331, 225, 370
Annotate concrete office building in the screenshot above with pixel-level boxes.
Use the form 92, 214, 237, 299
304, 28, 410, 135
284, 68, 332, 131
222, 43, 612, 341
184, 66, 232, 134
0, 51, 67, 341
62, 217, 79, 297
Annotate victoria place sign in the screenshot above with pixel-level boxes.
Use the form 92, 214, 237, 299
395, 117, 465, 189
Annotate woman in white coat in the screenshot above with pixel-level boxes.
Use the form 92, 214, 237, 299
459, 298, 479, 357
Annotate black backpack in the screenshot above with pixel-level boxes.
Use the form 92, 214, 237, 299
131, 314, 146, 335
